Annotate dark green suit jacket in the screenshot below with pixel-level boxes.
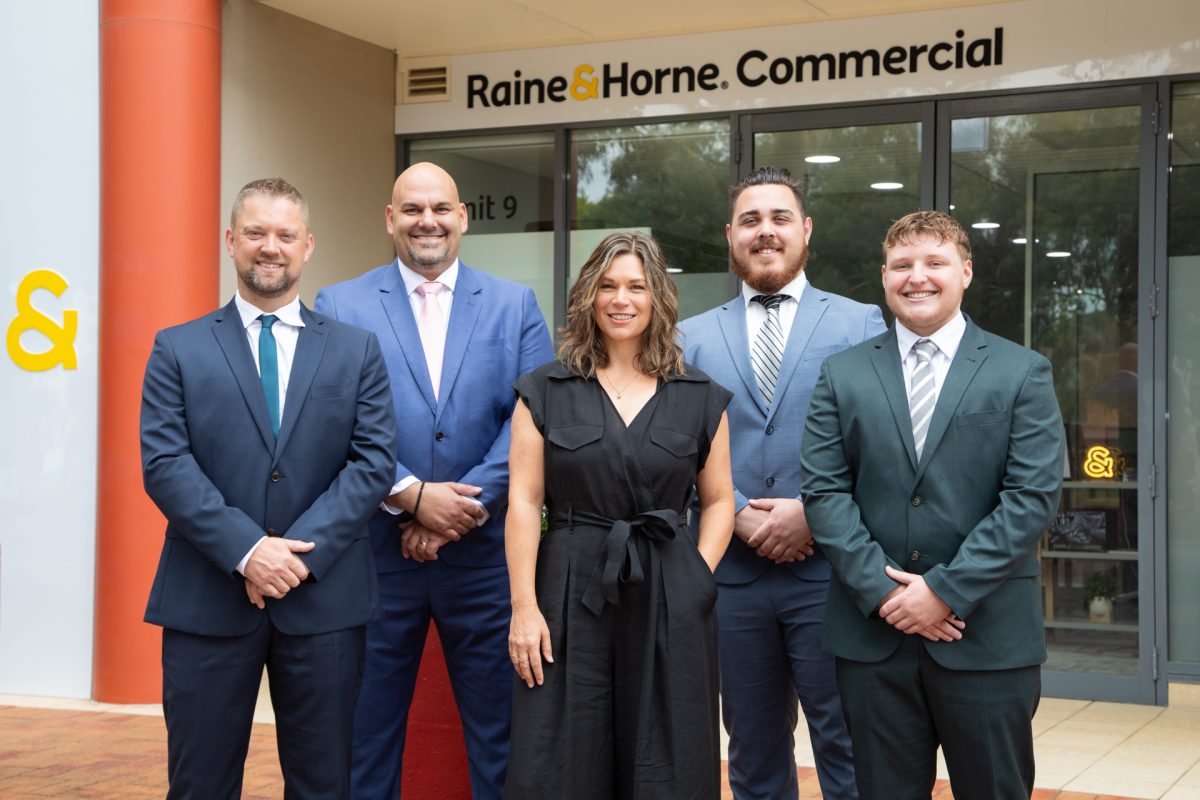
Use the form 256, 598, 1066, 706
799, 319, 1065, 671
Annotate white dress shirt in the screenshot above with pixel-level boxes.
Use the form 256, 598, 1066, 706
232, 292, 305, 574
742, 271, 808, 349
895, 312, 967, 402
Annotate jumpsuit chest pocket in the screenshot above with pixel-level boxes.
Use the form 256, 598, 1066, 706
546, 423, 603, 451
649, 427, 698, 457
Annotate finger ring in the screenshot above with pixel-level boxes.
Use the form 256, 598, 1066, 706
418, 540, 427, 548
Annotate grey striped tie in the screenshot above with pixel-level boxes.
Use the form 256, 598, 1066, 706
909, 339, 939, 459
751, 294, 788, 405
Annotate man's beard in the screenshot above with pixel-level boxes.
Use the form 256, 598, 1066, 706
730, 243, 808, 294
239, 263, 297, 298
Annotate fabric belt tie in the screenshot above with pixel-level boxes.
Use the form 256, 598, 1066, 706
551, 507, 686, 616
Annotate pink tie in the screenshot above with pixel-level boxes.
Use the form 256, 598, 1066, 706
416, 281, 446, 399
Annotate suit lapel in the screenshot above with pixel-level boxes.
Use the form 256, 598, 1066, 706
211, 299, 276, 453
766, 288, 828, 426
275, 304, 327, 461
870, 328, 919, 470
715, 300, 767, 416
379, 263, 437, 413
914, 321, 989, 482
438, 265, 483, 416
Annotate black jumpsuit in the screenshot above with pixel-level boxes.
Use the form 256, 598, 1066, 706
504, 360, 732, 800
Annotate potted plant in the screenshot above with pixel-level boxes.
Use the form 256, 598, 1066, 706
1083, 568, 1118, 624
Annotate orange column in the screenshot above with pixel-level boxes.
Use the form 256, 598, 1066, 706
94, 0, 221, 703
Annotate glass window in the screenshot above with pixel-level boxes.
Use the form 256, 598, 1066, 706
951, 105, 1143, 676
754, 121, 923, 307
409, 133, 556, 328
1167, 81, 1200, 665
569, 120, 731, 320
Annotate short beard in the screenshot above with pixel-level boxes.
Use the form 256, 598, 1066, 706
406, 242, 452, 272
239, 265, 296, 299
730, 248, 808, 294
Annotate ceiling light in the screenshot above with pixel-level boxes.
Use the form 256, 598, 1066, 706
1012, 237, 1027, 245
1047, 251, 1071, 258
870, 182, 904, 190
805, 155, 841, 163
972, 222, 1000, 230
666, 267, 683, 274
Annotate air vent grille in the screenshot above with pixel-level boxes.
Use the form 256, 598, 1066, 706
403, 60, 450, 103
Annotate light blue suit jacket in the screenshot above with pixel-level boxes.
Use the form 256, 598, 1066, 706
315, 260, 553, 572
680, 284, 885, 584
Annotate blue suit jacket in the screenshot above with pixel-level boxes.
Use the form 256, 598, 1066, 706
680, 284, 885, 584
142, 300, 398, 637
315, 261, 554, 572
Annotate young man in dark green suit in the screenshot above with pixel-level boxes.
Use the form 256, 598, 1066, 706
799, 211, 1065, 799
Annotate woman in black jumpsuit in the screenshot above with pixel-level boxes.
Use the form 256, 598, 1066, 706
504, 232, 735, 799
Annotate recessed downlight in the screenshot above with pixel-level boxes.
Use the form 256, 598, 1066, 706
1012, 237, 1028, 245
805, 155, 841, 164
972, 222, 1000, 230
666, 267, 683, 274
1047, 251, 1071, 258
870, 182, 904, 190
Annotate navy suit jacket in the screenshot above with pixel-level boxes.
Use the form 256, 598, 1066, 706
800, 321, 1065, 669
680, 284, 885, 584
315, 260, 554, 572
142, 300, 398, 637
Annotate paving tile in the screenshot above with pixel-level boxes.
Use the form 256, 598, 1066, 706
1162, 787, 1200, 800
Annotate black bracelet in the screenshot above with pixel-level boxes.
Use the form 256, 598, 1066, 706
413, 481, 426, 517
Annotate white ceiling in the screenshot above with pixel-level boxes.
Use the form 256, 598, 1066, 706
259, 0, 1017, 60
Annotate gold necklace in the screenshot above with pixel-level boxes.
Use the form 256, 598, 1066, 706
599, 368, 640, 399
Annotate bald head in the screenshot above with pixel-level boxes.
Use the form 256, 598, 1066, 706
385, 162, 469, 279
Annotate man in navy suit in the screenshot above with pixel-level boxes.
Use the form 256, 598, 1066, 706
315, 162, 553, 799
681, 167, 884, 799
141, 178, 398, 799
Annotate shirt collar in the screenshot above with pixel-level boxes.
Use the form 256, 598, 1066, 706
397, 257, 460, 296
895, 312, 966, 361
741, 271, 808, 307
234, 292, 305, 330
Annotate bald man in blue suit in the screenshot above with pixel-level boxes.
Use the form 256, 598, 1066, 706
315, 163, 553, 800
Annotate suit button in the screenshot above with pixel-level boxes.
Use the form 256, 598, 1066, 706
266, 528, 280, 537
270, 471, 281, 482
909, 550, 921, 562
911, 495, 922, 506
435, 432, 445, 441
766, 476, 776, 487
766, 425, 775, 435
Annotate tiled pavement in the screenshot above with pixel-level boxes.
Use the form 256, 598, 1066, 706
4, 689, 1200, 799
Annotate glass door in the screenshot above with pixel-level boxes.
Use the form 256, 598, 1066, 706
941, 86, 1159, 703
744, 104, 933, 307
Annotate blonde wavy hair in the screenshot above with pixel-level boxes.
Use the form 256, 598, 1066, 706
558, 232, 685, 380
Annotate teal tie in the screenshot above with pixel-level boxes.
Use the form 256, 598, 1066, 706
258, 314, 280, 437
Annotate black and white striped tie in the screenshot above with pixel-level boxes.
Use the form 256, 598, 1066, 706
751, 294, 788, 405
909, 338, 939, 459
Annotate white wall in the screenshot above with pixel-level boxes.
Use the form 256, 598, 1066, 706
0, 1, 100, 696
221, 0, 397, 305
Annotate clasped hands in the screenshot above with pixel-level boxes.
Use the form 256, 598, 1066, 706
243, 536, 314, 608
878, 565, 965, 642
735, 497, 815, 563
393, 481, 486, 563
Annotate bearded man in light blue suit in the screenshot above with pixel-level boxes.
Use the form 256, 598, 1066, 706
681, 167, 885, 800
315, 163, 553, 800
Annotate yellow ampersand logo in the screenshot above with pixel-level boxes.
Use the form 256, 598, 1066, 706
1082, 445, 1115, 480
570, 64, 598, 100
6, 269, 78, 371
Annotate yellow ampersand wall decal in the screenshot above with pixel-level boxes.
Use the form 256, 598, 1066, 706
6, 269, 78, 371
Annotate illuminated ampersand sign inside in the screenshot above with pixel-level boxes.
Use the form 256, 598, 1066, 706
6, 269, 78, 371
1082, 445, 1116, 480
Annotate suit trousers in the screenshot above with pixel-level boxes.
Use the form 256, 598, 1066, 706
835, 635, 1040, 800
717, 571, 858, 800
162, 618, 365, 800
351, 560, 512, 800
